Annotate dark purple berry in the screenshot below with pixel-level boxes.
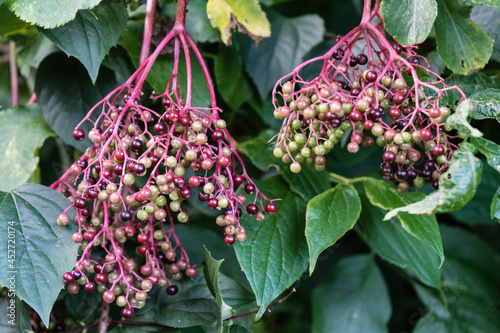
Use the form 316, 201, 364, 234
74, 198, 87, 209
131, 140, 143, 152
134, 163, 146, 175
198, 192, 210, 202
246, 204, 258, 215
349, 56, 358, 67
333, 49, 344, 60
73, 128, 85, 141
395, 169, 408, 180
357, 54, 368, 65
407, 56, 420, 65
121, 211, 132, 221
166, 285, 179, 295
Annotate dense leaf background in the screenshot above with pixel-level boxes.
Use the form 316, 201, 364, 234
0, 0, 499, 332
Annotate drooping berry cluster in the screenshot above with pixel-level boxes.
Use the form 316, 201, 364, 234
271, 0, 466, 191
51, 0, 276, 318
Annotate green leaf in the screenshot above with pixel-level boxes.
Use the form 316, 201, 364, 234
155, 268, 251, 328
203, 247, 233, 333
155, 269, 218, 327
0, 62, 31, 108
446, 72, 500, 98
117, 20, 142, 63
207, 0, 270, 46
414, 289, 500, 333
147, 54, 211, 107
40, 0, 128, 82
163, 0, 220, 43
446, 99, 483, 137
426, 50, 447, 75
450, 163, 500, 224
469, 88, 500, 122
102, 46, 136, 84
305, 184, 361, 274
206, 325, 252, 333
470, 0, 500, 8
312, 254, 391, 333
259, 0, 290, 5
65, 287, 101, 322
364, 179, 444, 265
217, 274, 254, 312
247, 93, 283, 129
34, 53, 119, 151
214, 40, 252, 110
16, 34, 57, 78
0, 105, 55, 192
470, 137, 500, 172
0, 183, 79, 326
185, 0, 220, 43
440, 225, 500, 302
239, 129, 330, 201
380, 0, 437, 45
234, 176, 308, 320
111, 287, 175, 332
172, 224, 246, 284
241, 11, 325, 99
415, 225, 500, 331
436, 143, 483, 213
471, 5, 500, 62
434, 0, 493, 75
238, 130, 276, 171
385, 192, 439, 217
385, 143, 482, 218
492, 186, 500, 221
5, 0, 101, 28
358, 194, 441, 288
0, 297, 31, 333
0, 4, 30, 35
282, 167, 331, 202
412, 283, 448, 318
109, 301, 176, 333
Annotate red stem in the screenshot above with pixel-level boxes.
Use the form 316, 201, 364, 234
27, 93, 37, 105
9, 41, 18, 107
139, 0, 157, 66
361, 0, 372, 23
174, 0, 187, 27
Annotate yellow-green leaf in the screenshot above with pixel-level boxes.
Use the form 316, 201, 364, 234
207, 0, 270, 45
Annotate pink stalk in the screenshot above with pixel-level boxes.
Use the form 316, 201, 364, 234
139, 0, 157, 66
27, 93, 37, 106
9, 41, 18, 107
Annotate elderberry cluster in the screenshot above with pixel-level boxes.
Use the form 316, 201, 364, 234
272, 16, 465, 192
55, 89, 276, 317
52, 2, 277, 318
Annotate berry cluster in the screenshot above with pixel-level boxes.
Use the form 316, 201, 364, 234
271, 0, 465, 191
51, 0, 276, 318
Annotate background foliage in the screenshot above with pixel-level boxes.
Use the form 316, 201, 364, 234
0, 0, 500, 332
